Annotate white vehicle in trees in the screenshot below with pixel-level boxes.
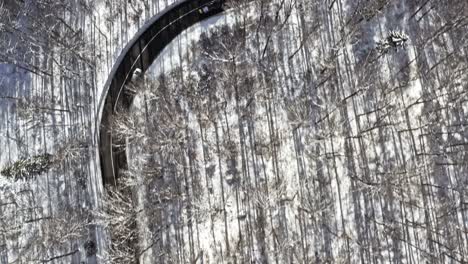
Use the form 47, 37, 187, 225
132, 68, 142, 81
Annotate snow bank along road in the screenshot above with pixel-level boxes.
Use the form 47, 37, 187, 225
97, 0, 225, 186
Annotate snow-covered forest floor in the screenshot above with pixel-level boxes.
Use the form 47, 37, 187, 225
0, 0, 182, 263
1, 0, 468, 263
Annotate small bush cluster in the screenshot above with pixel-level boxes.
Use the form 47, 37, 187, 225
376, 30, 409, 54
0, 153, 54, 181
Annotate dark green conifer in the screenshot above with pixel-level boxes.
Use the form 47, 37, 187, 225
0, 153, 54, 181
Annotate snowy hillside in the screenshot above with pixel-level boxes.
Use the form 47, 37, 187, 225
1, 0, 468, 263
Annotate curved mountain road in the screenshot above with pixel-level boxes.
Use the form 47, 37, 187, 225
97, 0, 225, 186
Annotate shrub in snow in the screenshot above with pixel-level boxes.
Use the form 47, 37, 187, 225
377, 30, 409, 54
0, 153, 54, 181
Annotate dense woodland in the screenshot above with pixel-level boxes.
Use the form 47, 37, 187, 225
1, 0, 468, 263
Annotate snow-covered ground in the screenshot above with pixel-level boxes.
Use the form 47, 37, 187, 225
125, 0, 468, 263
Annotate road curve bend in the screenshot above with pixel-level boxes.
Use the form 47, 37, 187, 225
97, 0, 225, 185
